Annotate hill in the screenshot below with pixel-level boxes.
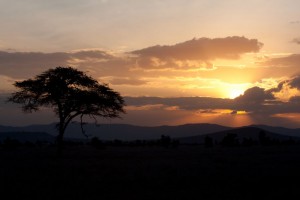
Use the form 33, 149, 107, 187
0, 131, 54, 143
1, 123, 300, 142
0, 123, 231, 140
178, 126, 300, 144
250, 124, 300, 137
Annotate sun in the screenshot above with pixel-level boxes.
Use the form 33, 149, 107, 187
223, 83, 249, 99
228, 88, 245, 99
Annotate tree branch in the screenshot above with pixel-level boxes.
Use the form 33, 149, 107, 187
80, 114, 90, 139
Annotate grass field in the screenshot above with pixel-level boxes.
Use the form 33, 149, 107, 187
1, 144, 300, 199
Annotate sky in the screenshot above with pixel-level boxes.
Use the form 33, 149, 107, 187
1, 0, 300, 128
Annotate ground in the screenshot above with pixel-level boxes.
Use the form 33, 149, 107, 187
1, 144, 300, 199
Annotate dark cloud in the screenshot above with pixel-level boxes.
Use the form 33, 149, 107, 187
109, 77, 147, 86
235, 86, 274, 104
124, 94, 300, 117
2, 92, 300, 127
232, 86, 279, 114
0, 37, 264, 80
230, 110, 238, 115
267, 81, 286, 93
288, 75, 300, 90
289, 96, 300, 103
232, 83, 300, 115
267, 75, 300, 99
262, 54, 300, 68
70, 50, 114, 60
0, 50, 115, 78
132, 36, 263, 61
292, 38, 300, 44
125, 85, 300, 116
197, 109, 220, 114
125, 96, 233, 110
0, 51, 69, 78
125, 86, 277, 111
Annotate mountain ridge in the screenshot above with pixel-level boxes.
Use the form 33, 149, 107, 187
0, 123, 299, 141
178, 126, 300, 144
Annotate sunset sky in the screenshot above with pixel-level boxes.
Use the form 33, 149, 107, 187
1, 0, 300, 128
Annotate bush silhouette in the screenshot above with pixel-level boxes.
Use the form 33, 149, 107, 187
259, 130, 271, 146
160, 135, 171, 148
204, 135, 214, 148
90, 137, 105, 149
220, 133, 239, 147
242, 137, 256, 147
2, 137, 21, 149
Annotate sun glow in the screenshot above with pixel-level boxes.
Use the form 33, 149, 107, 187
228, 88, 245, 99
225, 84, 250, 99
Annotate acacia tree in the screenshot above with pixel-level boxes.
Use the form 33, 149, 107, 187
8, 66, 125, 154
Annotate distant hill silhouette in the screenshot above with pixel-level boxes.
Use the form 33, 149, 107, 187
250, 124, 300, 137
0, 123, 230, 140
0, 123, 300, 141
178, 126, 300, 144
0, 132, 54, 143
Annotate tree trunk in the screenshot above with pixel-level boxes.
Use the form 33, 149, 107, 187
56, 124, 65, 157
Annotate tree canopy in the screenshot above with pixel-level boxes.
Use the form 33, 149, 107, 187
9, 66, 125, 154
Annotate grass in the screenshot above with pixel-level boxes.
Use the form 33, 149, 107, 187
1, 144, 300, 199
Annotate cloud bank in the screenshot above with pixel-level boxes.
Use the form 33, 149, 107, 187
1, 36, 300, 127
132, 36, 263, 69
292, 38, 300, 44
261, 54, 300, 68
0, 36, 264, 79
132, 36, 263, 61
0, 36, 268, 97
0, 50, 114, 78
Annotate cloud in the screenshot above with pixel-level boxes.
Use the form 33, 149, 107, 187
267, 80, 286, 93
262, 54, 300, 68
0, 37, 296, 105
125, 96, 233, 111
124, 95, 300, 125
0, 37, 263, 81
130, 36, 263, 70
131, 36, 263, 65
0, 50, 115, 78
69, 50, 114, 60
2, 91, 300, 128
289, 96, 300, 103
234, 86, 274, 104
292, 38, 300, 44
126, 94, 286, 116
0, 51, 68, 78
124, 84, 300, 116
109, 77, 147, 86
230, 110, 238, 115
230, 86, 281, 114
288, 75, 300, 90
0, 75, 17, 92
126, 104, 165, 111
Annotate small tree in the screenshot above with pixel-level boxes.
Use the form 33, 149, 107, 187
204, 135, 213, 148
220, 133, 239, 147
8, 66, 125, 155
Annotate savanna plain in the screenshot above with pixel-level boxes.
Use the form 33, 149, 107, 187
1, 143, 300, 200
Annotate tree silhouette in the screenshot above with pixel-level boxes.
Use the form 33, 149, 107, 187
8, 66, 125, 155
258, 130, 271, 146
220, 133, 239, 147
204, 135, 213, 148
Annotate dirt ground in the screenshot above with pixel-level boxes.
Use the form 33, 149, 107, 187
1, 145, 300, 199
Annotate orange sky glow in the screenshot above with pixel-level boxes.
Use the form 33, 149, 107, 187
1, 0, 300, 128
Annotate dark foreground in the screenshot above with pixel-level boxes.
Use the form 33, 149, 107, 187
1, 145, 300, 199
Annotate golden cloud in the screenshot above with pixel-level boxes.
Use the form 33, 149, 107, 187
132, 36, 263, 62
